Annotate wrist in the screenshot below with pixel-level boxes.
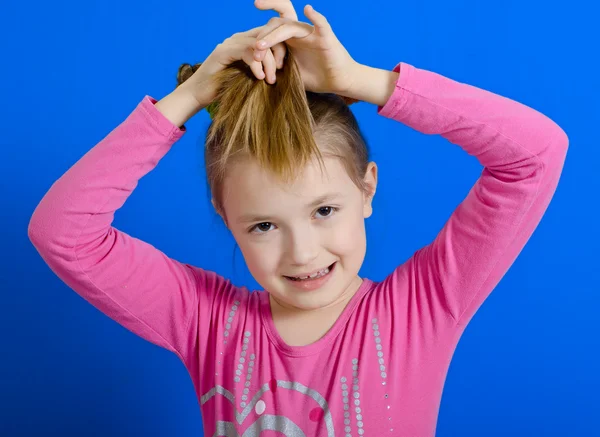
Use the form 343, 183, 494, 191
155, 86, 204, 128
342, 63, 400, 107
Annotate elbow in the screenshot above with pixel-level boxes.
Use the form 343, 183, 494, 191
548, 124, 569, 171
536, 123, 569, 183
533, 120, 569, 171
543, 117, 569, 155
27, 212, 43, 248
507, 123, 569, 182
550, 123, 569, 154
27, 202, 50, 250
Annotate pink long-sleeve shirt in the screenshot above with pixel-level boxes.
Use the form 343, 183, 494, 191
28, 61, 568, 436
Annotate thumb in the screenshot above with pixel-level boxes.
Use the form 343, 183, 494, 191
304, 4, 331, 31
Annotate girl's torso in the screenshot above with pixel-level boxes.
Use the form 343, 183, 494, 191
193, 273, 462, 437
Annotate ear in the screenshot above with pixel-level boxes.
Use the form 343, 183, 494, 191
362, 162, 378, 218
212, 198, 229, 228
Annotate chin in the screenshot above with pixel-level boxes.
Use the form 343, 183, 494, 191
270, 273, 356, 312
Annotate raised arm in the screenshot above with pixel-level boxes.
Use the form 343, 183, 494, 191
350, 61, 568, 326
27, 90, 229, 363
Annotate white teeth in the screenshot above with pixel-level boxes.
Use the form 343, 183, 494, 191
292, 267, 330, 281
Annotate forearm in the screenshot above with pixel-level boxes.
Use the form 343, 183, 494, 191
29, 95, 185, 253
343, 63, 400, 107
155, 85, 205, 129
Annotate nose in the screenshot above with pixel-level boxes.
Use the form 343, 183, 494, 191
287, 226, 319, 267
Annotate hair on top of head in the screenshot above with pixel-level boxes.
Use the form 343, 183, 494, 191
176, 49, 370, 215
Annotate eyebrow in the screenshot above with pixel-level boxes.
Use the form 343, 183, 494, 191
237, 193, 343, 224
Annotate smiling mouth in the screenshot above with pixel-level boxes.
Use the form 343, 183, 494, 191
284, 262, 336, 281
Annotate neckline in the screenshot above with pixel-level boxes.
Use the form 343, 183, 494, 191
258, 278, 374, 357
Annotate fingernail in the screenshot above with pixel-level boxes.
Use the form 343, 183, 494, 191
257, 40, 267, 48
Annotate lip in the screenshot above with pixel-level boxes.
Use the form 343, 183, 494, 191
283, 262, 336, 292
285, 263, 334, 279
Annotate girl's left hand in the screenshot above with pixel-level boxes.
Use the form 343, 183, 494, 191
253, 0, 360, 96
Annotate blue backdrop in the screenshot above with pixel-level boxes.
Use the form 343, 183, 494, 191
2, 0, 597, 435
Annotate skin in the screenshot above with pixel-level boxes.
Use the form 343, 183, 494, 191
219, 155, 378, 321
205, 2, 393, 321
154, 0, 398, 343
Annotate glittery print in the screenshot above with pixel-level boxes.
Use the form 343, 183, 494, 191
219, 300, 240, 377
223, 300, 241, 346
340, 376, 352, 437
351, 358, 364, 435
214, 307, 394, 434
371, 318, 387, 383
372, 317, 385, 385
238, 332, 252, 407
373, 316, 394, 433
200, 380, 335, 436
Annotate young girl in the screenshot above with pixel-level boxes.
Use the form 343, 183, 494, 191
28, 1, 568, 435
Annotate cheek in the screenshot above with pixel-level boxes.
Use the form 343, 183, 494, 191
237, 237, 282, 277
328, 211, 366, 253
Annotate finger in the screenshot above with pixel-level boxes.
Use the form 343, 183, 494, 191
236, 18, 289, 38
304, 4, 331, 32
242, 48, 266, 80
227, 35, 268, 75
271, 42, 287, 69
261, 48, 278, 83
241, 46, 278, 83
255, 21, 313, 50
251, 17, 289, 61
254, 0, 298, 21
228, 37, 266, 79
253, 38, 286, 64
254, 16, 291, 45
237, 25, 270, 38
227, 35, 279, 82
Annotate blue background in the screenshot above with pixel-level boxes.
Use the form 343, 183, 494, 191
2, 0, 598, 435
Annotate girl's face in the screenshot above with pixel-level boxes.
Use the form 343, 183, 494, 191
221, 155, 377, 313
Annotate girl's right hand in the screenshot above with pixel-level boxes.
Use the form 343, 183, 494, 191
177, 25, 288, 108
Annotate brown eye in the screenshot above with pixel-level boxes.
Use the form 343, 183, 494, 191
251, 222, 275, 233
258, 222, 272, 231
315, 206, 337, 218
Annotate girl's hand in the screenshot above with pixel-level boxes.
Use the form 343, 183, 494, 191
253, 0, 360, 95
178, 25, 288, 107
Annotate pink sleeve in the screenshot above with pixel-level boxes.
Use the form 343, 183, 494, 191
377, 62, 569, 326
27, 95, 229, 363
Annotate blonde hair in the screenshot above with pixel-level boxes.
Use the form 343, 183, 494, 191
176, 50, 370, 215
